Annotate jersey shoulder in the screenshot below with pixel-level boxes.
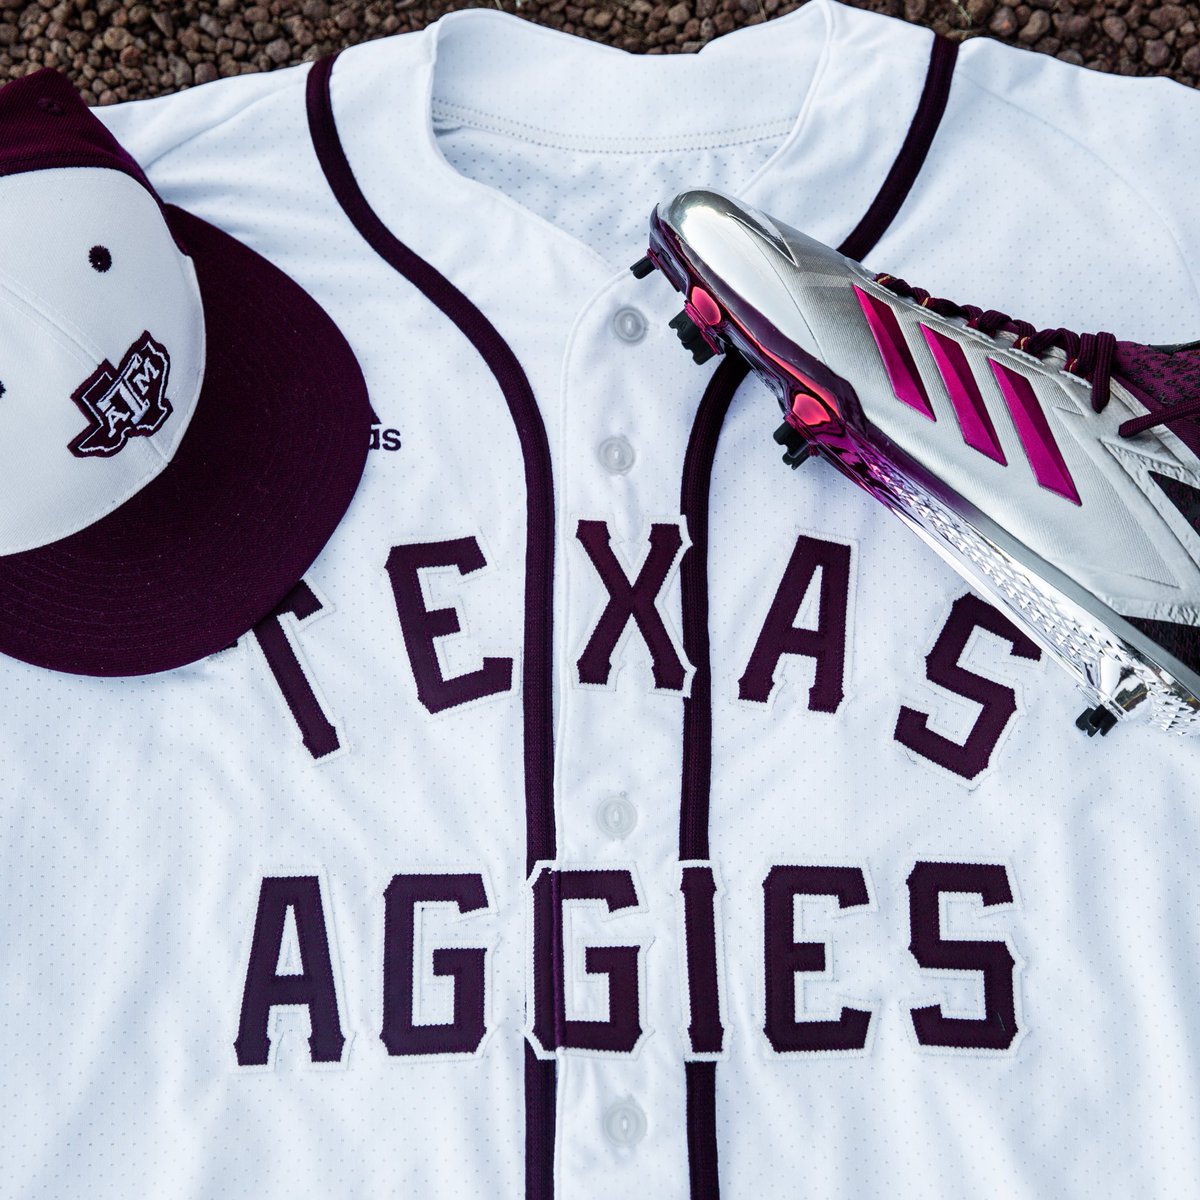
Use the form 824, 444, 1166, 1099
96, 28, 429, 172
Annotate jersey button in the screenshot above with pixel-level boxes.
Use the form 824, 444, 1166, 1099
603, 1098, 647, 1149
596, 795, 638, 839
597, 436, 636, 474
612, 306, 647, 344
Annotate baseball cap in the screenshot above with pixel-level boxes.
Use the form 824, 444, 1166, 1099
0, 69, 371, 676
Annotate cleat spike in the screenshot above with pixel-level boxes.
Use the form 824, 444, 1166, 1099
669, 310, 718, 364
1075, 705, 1118, 737
630, 255, 655, 279
774, 422, 813, 469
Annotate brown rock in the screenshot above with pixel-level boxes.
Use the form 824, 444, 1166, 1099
101, 24, 131, 49
1101, 14, 1126, 39
1057, 47, 1085, 64
150, 10, 172, 37
194, 61, 219, 84
667, 2, 690, 24
989, 5, 1018, 36
904, 0, 927, 22
1150, 5, 1186, 32
1144, 38, 1170, 67
1018, 9, 1050, 41
1057, 14, 1089, 39
966, 0, 995, 23
265, 36, 290, 63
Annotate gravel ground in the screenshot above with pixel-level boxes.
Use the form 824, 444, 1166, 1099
0, 0, 1194, 105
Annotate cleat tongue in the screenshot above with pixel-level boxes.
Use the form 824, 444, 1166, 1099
630, 255, 655, 279
774, 422, 813, 469
1075, 705, 1118, 737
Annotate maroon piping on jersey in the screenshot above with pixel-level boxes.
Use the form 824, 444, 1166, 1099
305, 55, 557, 1200
679, 352, 749, 866
838, 36, 959, 263
675, 33, 958, 1200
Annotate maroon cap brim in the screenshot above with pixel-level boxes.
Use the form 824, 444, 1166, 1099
0, 206, 371, 676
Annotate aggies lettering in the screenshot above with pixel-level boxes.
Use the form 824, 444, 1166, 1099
238, 524, 1033, 1070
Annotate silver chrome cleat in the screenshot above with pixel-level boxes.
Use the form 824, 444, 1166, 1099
637, 189, 1200, 736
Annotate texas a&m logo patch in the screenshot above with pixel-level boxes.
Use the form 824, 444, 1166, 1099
69, 332, 173, 458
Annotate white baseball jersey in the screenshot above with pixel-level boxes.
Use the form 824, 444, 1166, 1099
5, 3, 1200, 1196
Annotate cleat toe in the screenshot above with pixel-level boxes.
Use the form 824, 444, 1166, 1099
630, 255, 655, 279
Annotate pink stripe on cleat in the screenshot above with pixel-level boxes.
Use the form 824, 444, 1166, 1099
989, 359, 1081, 504
854, 285, 935, 419
920, 324, 1007, 463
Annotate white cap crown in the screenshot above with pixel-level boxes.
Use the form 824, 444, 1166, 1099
0, 167, 204, 554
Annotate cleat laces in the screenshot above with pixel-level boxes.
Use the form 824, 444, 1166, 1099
875, 274, 1200, 440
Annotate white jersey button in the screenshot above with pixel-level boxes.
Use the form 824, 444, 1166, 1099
596, 795, 638, 839
611, 306, 647, 344
603, 1098, 647, 1148
597, 436, 636, 474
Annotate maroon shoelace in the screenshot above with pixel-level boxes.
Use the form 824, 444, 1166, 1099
876, 274, 1200, 439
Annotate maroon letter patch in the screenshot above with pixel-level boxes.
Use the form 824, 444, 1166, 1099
907, 861, 1021, 1053
895, 594, 1041, 781
235, 876, 346, 1068
763, 866, 873, 1053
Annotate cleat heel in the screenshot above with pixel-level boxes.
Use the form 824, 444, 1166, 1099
630, 255, 655, 279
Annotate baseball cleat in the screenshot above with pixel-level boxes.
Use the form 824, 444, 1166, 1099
635, 189, 1200, 736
